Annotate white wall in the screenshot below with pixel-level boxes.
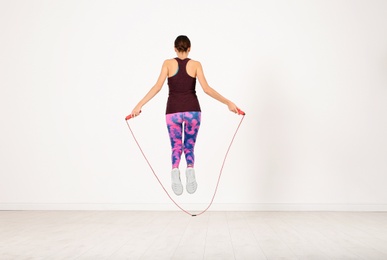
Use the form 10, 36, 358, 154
1, 0, 387, 211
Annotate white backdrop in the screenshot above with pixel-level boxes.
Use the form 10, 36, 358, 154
1, 0, 387, 211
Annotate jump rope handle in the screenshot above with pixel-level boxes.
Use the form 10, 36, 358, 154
125, 111, 142, 120
237, 108, 246, 115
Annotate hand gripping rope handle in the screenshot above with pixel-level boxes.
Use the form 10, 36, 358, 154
125, 108, 245, 216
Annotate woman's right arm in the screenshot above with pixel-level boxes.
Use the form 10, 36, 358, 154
196, 61, 239, 113
131, 60, 169, 117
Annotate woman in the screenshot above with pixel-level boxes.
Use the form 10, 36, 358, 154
131, 35, 240, 196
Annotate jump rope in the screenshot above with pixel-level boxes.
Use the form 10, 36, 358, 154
125, 108, 245, 217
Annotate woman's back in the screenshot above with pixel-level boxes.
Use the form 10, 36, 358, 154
166, 58, 198, 78
166, 58, 201, 114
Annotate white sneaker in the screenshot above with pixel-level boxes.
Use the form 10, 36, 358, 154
171, 168, 183, 196
186, 168, 197, 194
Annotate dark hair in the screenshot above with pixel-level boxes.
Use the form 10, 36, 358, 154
174, 35, 191, 52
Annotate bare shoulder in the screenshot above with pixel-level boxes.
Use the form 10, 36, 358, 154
163, 58, 175, 65
188, 59, 202, 69
162, 58, 177, 70
189, 59, 200, 65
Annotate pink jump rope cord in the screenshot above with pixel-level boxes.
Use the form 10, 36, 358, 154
125, 109, 245, 216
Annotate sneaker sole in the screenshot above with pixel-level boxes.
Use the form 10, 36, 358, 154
186, 181, 197, 194
172, 182, 183, 196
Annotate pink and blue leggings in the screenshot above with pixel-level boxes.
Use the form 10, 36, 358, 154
166, 111, 201, 169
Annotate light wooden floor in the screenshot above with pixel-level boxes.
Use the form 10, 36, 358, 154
1, 211, 387, 259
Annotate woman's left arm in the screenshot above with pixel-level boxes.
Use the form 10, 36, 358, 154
131, 60, 169, 117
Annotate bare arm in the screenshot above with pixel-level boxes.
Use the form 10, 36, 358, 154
196, 62, 239, 113
131, 61, 169, 117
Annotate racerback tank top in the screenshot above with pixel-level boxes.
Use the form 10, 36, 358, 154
166, 58, 201, 114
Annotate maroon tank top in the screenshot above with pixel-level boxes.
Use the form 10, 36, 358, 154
166, 58, 201, 114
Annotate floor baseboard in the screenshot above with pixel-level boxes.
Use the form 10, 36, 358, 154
1, 203, 387, 211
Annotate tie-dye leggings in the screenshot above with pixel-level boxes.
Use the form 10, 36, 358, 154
166, 111, 201, 169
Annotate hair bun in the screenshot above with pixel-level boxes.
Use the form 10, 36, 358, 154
174, 35, 191, 52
